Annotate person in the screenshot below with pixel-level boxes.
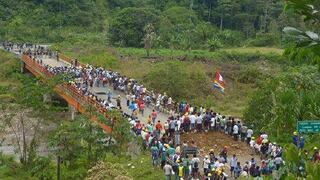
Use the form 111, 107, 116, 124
234, 162, 242, 178
249, 137, 256, 155
253, 166, 261, 177
220, 146, 228, 163
169, 120, 176, 137
177, 160, 184, 179
147, 115, 152, 124
183, 114, 190, 133
203, 155, 210, 176
191, 154, 200, 179
190, 113, 196, 130
230, 154, 238, 177
139, 102, 145, 116
274, 156, 283, 170
163, 161, 173, 180
196, 113, 203, 132
182, 156, 190, 179
241, 124, 247, 142
155, 121, 163, 138
312, 147, 320, 162
233, 124, 239, 141
107, 90, 112, 103
151, 110, 158, 124
298, 136, 305, 150
116, 95, 121, 109
292, 131, 299, 146
151, 144, 159, 167
246, 127, 253, 145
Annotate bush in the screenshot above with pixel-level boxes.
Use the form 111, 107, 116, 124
207, 37, 223, 52
246, 32, 280, 47
238, 66, 264, 84
217, 30, 244, 47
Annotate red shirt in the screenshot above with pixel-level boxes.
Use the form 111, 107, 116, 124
140, 103, 145, 110
155, 123, 163, 130
136, 123, 142, 129
257, 137, 263, 145
152, 111, 157, 118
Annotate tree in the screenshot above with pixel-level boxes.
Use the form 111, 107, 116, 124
283, 0, 320, 68
143, 24, 156, 57
159, 6, 198, 49
109, 7, 160, 47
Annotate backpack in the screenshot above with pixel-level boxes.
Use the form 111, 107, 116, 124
193, 161, 199, 168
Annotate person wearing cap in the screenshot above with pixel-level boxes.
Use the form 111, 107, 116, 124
298, 136, 305, 150
292, 131, 299, 146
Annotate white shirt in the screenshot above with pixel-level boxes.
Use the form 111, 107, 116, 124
250, 140, 256, 148
190, 115, 196, 124
247, 129, 253, 138
210, 117, 215, 127
167, 97, 172, 105
233, 125, 239, 134
203, 158, 210, 169
261, 133, 268, 140
176, 120, 181, 131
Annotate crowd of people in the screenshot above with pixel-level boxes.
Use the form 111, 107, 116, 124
3, 42, 319, 180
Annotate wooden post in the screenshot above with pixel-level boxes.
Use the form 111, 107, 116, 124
20, 60, 25, 73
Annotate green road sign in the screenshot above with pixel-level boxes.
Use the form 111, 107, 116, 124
297, 121, 320, 133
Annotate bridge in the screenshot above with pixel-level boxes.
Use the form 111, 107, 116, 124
12, 46, 169, 134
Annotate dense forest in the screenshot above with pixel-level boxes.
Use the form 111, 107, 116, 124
0, 0, 316, 49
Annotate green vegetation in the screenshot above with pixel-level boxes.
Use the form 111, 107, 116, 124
0, 0, 309, 49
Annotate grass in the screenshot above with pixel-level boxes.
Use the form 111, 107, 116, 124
0, 154, 35, 180
222, 47, 284, 54
116, 47, 284, 60
105, 153, 165, 180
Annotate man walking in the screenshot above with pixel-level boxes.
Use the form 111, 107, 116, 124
163, 161, 173, 180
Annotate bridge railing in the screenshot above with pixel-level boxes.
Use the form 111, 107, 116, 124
21, 54, 111, 129
22, 54, 54, 78
59, 53, 85, 67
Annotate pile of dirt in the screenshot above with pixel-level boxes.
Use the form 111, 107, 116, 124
181, 131, 259, 164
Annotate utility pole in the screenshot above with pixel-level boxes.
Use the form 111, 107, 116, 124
57, 155, 61, 180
